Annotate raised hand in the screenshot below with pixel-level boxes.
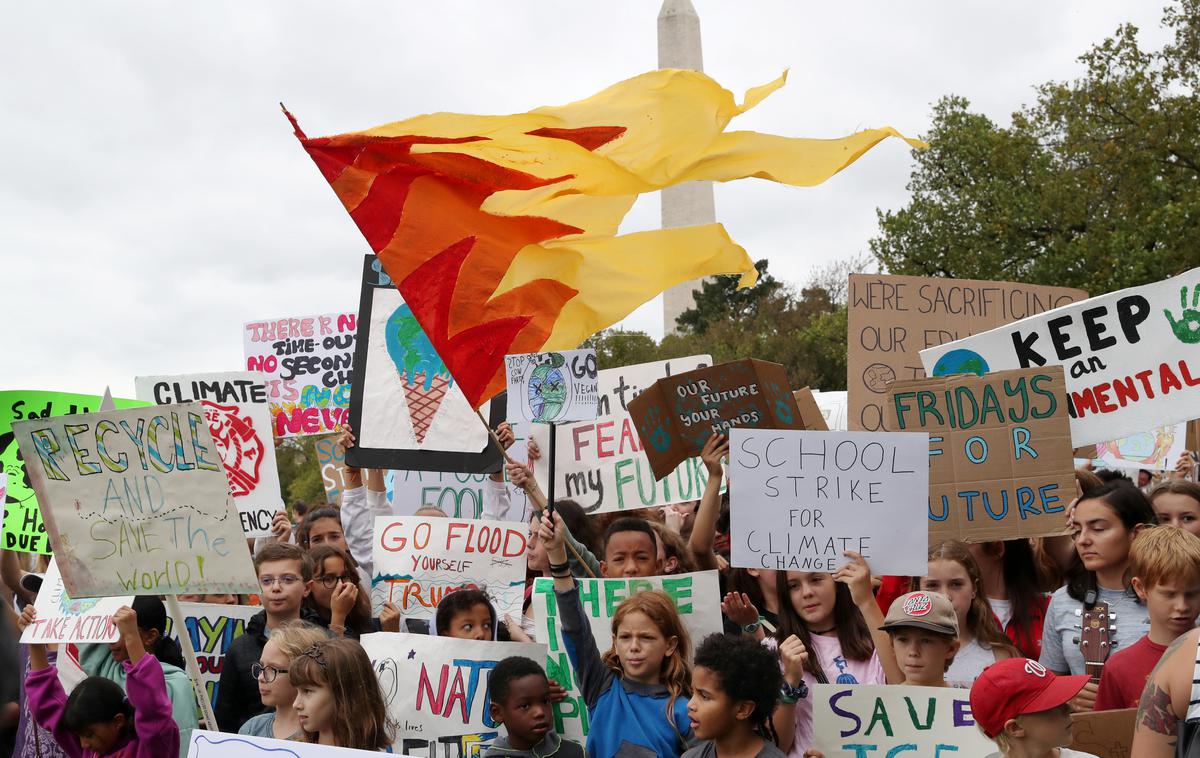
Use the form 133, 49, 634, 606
700, 433, 729, 479
112, 606, 139, 638
380, 602, 401, 633
16, 605, 36, 634
779, 634, 809, 687
833, 551, 875, 607
1164, 284, 1200, 344
720, 592, 760, 628
495, 422, 515, 451
270, 510, 293, 542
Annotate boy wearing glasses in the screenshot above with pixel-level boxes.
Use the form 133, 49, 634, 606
215, 543, 324, 732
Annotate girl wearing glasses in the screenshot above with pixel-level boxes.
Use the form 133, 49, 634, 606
290, 638, 395, 750
239, 621, 329, 741
307, 545, 376, 638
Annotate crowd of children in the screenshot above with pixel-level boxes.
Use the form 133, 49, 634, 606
3, 427, 1200, 758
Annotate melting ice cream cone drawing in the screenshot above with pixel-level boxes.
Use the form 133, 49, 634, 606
385, 304, 455, 444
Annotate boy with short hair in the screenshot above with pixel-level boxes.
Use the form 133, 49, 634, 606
880, 591, 961, 687
971, 657, 1097, 757
215, 542, 324, 732
1095, 525, 1200, 710
600, 518, 663, 578
485, 656, 583, 758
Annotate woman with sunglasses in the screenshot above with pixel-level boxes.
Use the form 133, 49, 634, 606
239, 621, 330, 741
306, 545, 378, 638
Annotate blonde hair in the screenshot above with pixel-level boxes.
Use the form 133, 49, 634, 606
603, 590, 691, 721
267, 620, 330, 659
1130, 525, 1200, 589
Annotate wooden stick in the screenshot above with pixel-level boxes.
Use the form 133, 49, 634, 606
166, 595, 219, 731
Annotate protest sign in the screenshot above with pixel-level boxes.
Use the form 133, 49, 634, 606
812, 683, 995, 757
372, 515, 527, 620
388, 470, 490, 519
628, 359, 804, 480
313, 433, 346, 503
2, 390, 148, 554
348, 256, 502, 473
812, 390, 849, 431
164, 602, 256, 718
21, 557, 131, 644
531, 570, 723, 741
793, 388, 829, 431
1096, 423, 1187, 472
135, 372, 281, 538
729, 430, 929, 576
1069, 708, 1135, 758
13, 403, 260, 597
243, 310, 357, 438
531, 355, 714, 513
848, 274, 1087, 433
359, 632, 547, 756
921, 268, 1200, 446
188, 730, 388, 757
884, 367, 1075, 543
505, 349, 599, 425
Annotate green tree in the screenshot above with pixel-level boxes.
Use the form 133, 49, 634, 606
274, 436, 329, 507
675, 259, 782, 334
872, 1, 1200, 294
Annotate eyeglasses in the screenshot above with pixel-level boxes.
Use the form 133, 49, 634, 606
259, 575, 303, 588
300, 645, 327, 668
251, 663, 287, 683
316, 574, 359, 589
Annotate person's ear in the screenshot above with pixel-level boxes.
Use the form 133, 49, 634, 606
1132, 576, 1149, 602
733, 699, 756, 721
599, 561, 608, 576
1003, 717, 1026, 739
1132, 522, 1149, 538
665, 557, 679, 574
140, 628, 160, 649
947, 638, 961, 658
112, 712, 127, 732
302, 579, 313, 599
488, 701, 504, 726
665, 636, 679, 658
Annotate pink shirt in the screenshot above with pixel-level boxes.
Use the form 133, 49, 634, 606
782, 634, 885, 758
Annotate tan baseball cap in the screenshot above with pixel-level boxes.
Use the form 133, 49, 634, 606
880, 591, 959, 636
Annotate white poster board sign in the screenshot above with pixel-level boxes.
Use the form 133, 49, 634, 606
13, 403, 260, 597
505, 349, 598, 425
21, 557, 131, 643
531, 570, 723, 741
920, 268, 1200, 446
1096, 423, 1188, 472
729, 430, 929, 576
531, 355, 714, 513
164, 602, 257, 716
372, 515, 527, 621
188, 730, 390, 757
135, 372, 282, 538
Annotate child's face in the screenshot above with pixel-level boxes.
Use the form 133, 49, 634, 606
490, 674, 553, 750
1153, 493, 1200, 536
687, 665, 745, 741
615, 610, 677, 685
602, 531, 660, 578
294, 681, 335, 735
448, 602, 494, 640
256, 638, 297, 708
921, 559, 974, 629
784, 572, 836, 630
1136, 578, 1200, 638
890, 628, 958, 686
311, 556, 356, 612
1009, 703, 1074, 750
257, 559, 311, 618
1072, 499, 1135, 572
308, 517, 348, 553
76, 716, 125, 754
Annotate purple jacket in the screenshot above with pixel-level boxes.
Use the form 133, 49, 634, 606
25, 654, 181, 758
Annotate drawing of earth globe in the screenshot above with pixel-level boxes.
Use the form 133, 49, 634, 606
931, 349, 990, 377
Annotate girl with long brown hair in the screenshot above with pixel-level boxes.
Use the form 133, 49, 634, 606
306, 545, 375, 638
289, 638, 394, 750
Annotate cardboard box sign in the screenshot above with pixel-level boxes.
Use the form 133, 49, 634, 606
1068, 708, 1135, 758
884, 366, 1075, 543
793, 388, 829, 431
628, 359, 804, 480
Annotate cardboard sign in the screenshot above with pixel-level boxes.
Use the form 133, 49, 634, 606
920, 268, 1200, 446
135, 372, 282, 538
506, 349, 599, 425
884, 367, 1075, 543
794, 388, 829, 431
13, 403, 260, 597
629, 359, 803, 480
729, 429, 929, 576
371, 515, 527, 621
812, 684, 995, 757
188, 730, 388, 757
165, 602, 256, 717
21, 557, 132, 644
847, 274, 1088, 433
313, 434, 346, 504
359, 632, 548, 756
1, 390, 148, 554
531, 355, 715, 513
1096, 423, 1187, 472
1068, 707, 1135, 758
531, 571, 723, 741
243, 310, 357, 438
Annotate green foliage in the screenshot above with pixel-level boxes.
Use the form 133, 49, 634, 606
872, 1, 1200, 294
675, 259, 782, 334
274, 436, 329, 507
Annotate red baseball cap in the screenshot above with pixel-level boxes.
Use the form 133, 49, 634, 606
970, 658, 1090, 738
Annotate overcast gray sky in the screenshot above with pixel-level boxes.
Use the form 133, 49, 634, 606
1, 1, 1173, 397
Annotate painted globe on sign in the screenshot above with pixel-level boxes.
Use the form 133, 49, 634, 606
931, 348, 990, 377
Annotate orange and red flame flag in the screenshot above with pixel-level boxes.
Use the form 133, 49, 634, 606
286, 69, 924, 406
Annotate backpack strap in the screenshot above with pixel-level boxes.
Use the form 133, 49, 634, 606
1186, 634, 1200, 721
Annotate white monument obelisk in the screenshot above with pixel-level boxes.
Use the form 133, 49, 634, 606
658, 0, 717, 334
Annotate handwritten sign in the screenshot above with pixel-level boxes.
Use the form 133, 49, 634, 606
13, 403, 260, 597
1068, 708, 1135, 758
885, 367, 1074, 543
359, 632, 548, 756
1096, 423, 1187, 473
165, 602, 256, 718
531, 355, 714, 513
812, 684, 995, 757
921, 268, 1200, 446
848, 274, 1087, 433
531, 570, 723, 741
135, 372, 282, 538
314, 434, 346, 504
189, 730, 390, 757
505, 349, 599, 425
1, 390, 147, 553
388, 470, 490, 519
371, 515, 527, 620
20, 557, 131, 644
629, 359, 803, 480
243, 311, 357, 438
729, 430, 929, 576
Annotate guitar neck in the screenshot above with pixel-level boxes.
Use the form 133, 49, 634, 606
1084, 662, 1104, 684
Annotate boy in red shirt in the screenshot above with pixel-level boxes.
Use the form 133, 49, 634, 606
1094, 525, 1200, 710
